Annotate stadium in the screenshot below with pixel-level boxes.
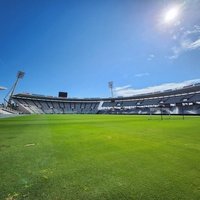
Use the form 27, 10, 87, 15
9, 82, 200, 115
0, 72, 200, 200
1, 71, 200, 116
0, 1, 200, 200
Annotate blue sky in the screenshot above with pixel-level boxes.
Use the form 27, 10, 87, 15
0, 0, 200, 101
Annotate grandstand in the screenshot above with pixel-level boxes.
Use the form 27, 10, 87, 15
11, 93, 100, 114
11, 83, 200, 115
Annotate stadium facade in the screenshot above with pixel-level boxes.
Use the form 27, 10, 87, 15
11, 83, 200, 115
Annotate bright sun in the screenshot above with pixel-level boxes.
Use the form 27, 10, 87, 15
164, 6, 180, 23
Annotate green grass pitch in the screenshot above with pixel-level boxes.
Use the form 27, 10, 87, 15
0, 114, 200, 200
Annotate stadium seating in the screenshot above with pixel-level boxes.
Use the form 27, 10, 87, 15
11, 85, 200, 115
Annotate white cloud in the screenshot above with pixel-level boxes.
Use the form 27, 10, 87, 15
147, 54, 155, 61
172, 34, 177, 40
168, 46, 181, 59
135, 72, 150, 78
114, 85, 131, 91
169, 25, 200, 59
182, 38, 200, 50
114, 79, 200, 97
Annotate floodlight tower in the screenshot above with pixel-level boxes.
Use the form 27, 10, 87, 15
4, 71, 25, 107
108, 81, 114, 98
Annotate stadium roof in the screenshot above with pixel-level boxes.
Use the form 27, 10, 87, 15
12, 84, 200, 102
0, 86, 6, 90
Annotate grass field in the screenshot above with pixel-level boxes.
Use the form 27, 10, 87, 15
0, 114, 200, 200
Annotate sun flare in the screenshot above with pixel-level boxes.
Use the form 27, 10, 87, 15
164, 6, 180, 23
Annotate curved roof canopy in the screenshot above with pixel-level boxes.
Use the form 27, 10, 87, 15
0, 86, 7, 90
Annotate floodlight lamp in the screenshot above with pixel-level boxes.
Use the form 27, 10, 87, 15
17, 71, 25, 79
108, 81, 113, 89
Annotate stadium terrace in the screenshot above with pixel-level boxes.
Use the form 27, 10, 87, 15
9, 83, 200, 115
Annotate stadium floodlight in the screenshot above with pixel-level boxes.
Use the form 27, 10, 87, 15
4, 71, 25, 107
17, 71, 25, 79
108, 81, 114, 98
